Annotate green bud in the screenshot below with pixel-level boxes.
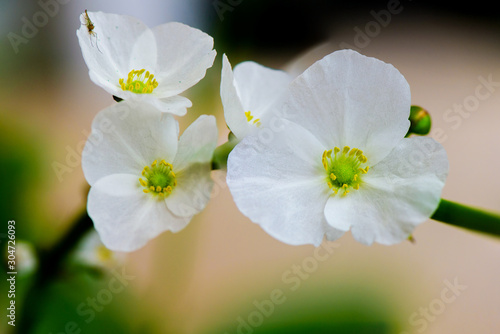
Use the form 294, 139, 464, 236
407, 105, 431, 136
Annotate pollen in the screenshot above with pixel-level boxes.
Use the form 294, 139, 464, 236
119, 69, 159, 94
245, 111, 262, 127
139, 159, 177, 198
321, 146, 370, 196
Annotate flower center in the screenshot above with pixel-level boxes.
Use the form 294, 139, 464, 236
119, 69, 158, 94
322, 146, 369, 196
139, 160, 177, 197
96, 245, 113, 263
245, 111, 261, 127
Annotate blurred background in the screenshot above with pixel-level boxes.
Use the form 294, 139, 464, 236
1, 0, 500, 333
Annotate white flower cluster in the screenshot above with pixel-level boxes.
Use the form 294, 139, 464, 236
78, 11, 448, 252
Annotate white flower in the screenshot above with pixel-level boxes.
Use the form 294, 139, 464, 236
220, 54, 293, 139
13, 241, 38, 276
74, 230, 126, 268
227, 50, 449, 246
82, 101, 218, 251
77, 11, 216, 116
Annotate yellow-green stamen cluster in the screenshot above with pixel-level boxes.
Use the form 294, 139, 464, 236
139, 160, 177, 197
96, 245, 113, 263
119, 69, 158, 94
322, 146, 369, 196
245, 111, 261, 127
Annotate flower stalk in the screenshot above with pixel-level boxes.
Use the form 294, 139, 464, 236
17, 210, 93, 334
212, 137, 239, 170
431, 199, 500, 237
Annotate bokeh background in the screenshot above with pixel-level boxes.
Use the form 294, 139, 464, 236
1, 0, 500, 333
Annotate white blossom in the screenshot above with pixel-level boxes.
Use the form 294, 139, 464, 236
82, 101, 218, 251
227, 50, 448, 246
77, 11, 216, 115
220, 54, 292, 138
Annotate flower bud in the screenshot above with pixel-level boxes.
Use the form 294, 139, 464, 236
408, 105, 431, 136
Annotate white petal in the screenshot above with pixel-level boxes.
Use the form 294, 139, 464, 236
88, 174, 190, 252
113, 90, 192, 114
88, 70, 121, 96
324, 222, 346, 242
227, 120, 333, 246
166, 164, 213, 217
82, 101, 179, 185
151, 22, 216, 96
128, 29, 157, 73
142, 95, 193, 116
221, 55, 293, 139
283, 49, 411, 165
77, 12, 149, 94
220, 54, 250, 138
324, 197, 355, 232
232, 59, 293, 120
174, 115, 218, 171
324, 137, 448, 245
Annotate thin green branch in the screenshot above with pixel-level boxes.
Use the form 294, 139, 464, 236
17, 210, 93, 334
211, 139, 239, 170
431, 199, 500, 237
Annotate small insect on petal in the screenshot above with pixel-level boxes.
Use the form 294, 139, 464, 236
82, 10, 102, 53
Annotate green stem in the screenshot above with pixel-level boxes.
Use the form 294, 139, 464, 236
431, 199, 500, 237
211, 139, 239, 170
17, 210, 93, 334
